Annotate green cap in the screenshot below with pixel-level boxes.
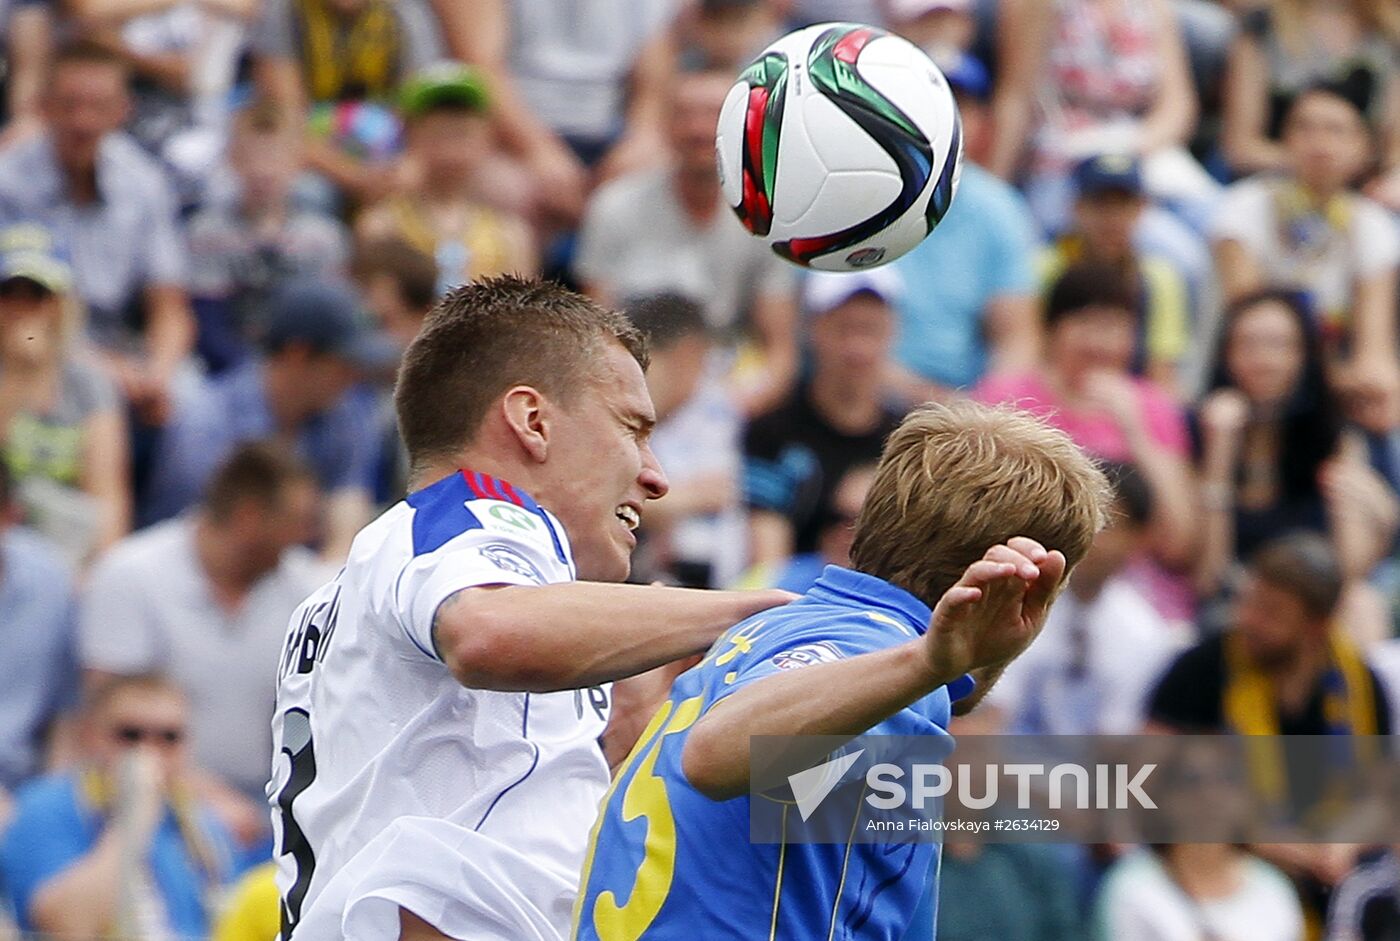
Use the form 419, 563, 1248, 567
399, 61, 489, 118
0, 223, 72, 294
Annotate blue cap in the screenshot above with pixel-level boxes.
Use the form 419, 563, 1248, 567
1073, 152, 1144, 197
0, 223, 72, 294
261, 278, 398, 371
936, 50, 990, 101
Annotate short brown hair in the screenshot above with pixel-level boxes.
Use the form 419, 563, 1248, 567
394, 275, 648, 470
1249, 532, 1343, 620
352, 237, 440, 312
850, 401, 1111, 607
202, 441, 317, 520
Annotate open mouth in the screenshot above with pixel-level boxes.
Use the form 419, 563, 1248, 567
616, 505, 641, 532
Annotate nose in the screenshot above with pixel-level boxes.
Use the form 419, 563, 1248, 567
639, 445, 670, 500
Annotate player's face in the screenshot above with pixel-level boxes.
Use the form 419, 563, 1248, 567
546, 342, 669, 581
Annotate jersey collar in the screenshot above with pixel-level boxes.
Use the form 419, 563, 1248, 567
808, 565, 932, 636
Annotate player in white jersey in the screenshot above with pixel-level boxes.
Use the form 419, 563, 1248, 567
269, 277, 791, 941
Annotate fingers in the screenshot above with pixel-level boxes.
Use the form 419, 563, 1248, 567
1004, 537, 1048, 564
1024, 549, 1068, 616
959, 559, 1019, 588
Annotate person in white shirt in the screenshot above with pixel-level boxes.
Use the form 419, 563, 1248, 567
81, 442, 327, 847
269, 275, 790, 941
991, 462, 1187, 734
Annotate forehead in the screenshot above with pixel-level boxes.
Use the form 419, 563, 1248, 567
589, 341, 654, 417
98, 687, 185, 720
1289, 92, 1365, 129
53, 61, 126, 93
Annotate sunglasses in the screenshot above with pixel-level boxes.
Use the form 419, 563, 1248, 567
111, 724, 185, 746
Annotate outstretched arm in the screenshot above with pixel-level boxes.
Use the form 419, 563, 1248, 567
432, 583, 793, 693
682, 539, 1066, 800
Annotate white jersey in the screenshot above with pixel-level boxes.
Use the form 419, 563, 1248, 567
269, 470, 612, 941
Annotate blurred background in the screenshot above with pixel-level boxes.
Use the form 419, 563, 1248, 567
0, 0, 1396, 938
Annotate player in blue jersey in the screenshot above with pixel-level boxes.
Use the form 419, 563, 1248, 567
573, 401, 1112, 941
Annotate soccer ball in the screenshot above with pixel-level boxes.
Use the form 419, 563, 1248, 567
715, 22, 963, 271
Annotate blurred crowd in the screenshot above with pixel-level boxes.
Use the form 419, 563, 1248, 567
0, 0, 1397, 939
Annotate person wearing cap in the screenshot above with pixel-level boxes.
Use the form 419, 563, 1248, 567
78, 444, 326, 858
248, 0, 445, 207
0, 39, 194, 425
139, 277, 392, 559
743, 268, 904, 570
357, 62, 535, 294
880, 32, 1041, 403
187, 99, 351, 374
0, 223, 130, 565
1041, 153, 1191, 392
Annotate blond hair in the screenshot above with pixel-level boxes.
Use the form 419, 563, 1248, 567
850, 401, 1112, 607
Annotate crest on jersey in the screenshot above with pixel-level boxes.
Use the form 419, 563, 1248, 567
479, 543, 546, 583
772, 641, 844, 670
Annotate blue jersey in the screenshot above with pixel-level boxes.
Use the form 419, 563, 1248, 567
573, 566, 971, 941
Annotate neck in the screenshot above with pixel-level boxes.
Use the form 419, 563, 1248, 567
261, 360, 309, 430
61, 159, 100, 204
1268, 635, 1330, 713
809, 371, 882, 433
1165, 845, 1241, 899
675, 172, 719, 220
193, 514, 254, 596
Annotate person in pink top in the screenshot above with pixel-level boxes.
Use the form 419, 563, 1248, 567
976, 261, 1197, 620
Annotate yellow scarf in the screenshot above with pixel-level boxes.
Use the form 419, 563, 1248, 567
298, 0, 401, 102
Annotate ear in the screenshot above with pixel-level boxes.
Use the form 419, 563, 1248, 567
501, 386, 550, 463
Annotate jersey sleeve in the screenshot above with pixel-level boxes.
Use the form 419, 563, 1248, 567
392, 527, 561, 662
704, 611, 972, 733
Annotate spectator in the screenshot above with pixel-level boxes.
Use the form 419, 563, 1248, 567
576, 69, 798, 415
80, 444, 326, 848
250, 0, 444, 207
0, 223, 130, 564
1211, 82, 1400, 425
352, 236, 439, 354
0, 459, 79, 797
0, 674, 234, 940
989, 0, 1217, 234
743, 268, 903, 568
0, 38, 194, 424
429, 0, 679, 224
61, 0, 257, 199
937, 843, 1084, 941
1042, 153, 1193, 390
139, 277, 390, 556
0, 0, 52, 148
628, 293, 745, 589
187, 98, 350, 374
749, 462, 875, 594
888, 0, 977, 64
1096, 845, 1303, 940
1222, 0, 1400, 191
991, 463, 1186, 735
882, 42, 1040, 400
1328, 848, 1400, 941
679, 0, 782, 73
1148, 532, 1390, 735
975, 262, 1197, 576
352, 237, 439, 507
1193, 290, 1399, 598
357, 62, 536, 294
